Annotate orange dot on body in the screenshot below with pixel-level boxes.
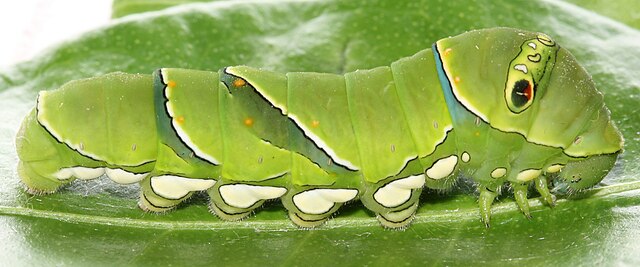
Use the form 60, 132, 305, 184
454, 76, 461, 83
444, 48, 452, 56
176, 116, 185, 124
233, 78, 246, 88
244, 117, 254, 126
167, 80, 177, 88
311, 120, 320, 128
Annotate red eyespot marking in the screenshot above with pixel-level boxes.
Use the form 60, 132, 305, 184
167, 80, 177, 88
233, 78, 246, 88
523, 81, 533, 101
511, 79, 534, 108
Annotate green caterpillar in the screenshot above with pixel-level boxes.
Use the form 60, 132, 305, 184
15, 28, 623, 228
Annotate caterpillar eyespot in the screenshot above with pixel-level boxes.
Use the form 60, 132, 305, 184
15, 27, 623, 229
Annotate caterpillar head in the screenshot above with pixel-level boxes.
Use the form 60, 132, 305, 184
435, 28, 623, 187
557, 152, 619, 191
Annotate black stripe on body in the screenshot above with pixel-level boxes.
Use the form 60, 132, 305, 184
155, 69, 217, 165
35, 95, 156, 167
221, 68, 358, 173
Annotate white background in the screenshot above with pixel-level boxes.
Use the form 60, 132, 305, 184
0, 0, 112, 68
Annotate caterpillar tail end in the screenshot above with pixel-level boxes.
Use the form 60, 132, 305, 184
15, 109, 72, 194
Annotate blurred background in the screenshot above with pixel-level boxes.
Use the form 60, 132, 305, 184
0, 0, 112, 68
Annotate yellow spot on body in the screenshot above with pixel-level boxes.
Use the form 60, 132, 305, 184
474, 132, 480, 137
167, 80, 177, 88
491, 168, 507, 178
461, 152, 470, 163
311, 120, 320, 128
244, 117, 254, 127
454, 76, 461, 83
444, 48, 452, 56
176, 116, 185, 124
233, 78, 246, 88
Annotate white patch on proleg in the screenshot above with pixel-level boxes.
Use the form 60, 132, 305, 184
288, 113, 359, 170
426, 155, 458, 180
528, 42, 537, 49
53, 167, 105, 180
161, 69, 221, 165
461, 152, 470, 163
373, 175, 425, 208
546, 164, 564, 173
219, 184, 287, 208
514, 64, 528, 74
293, 188, 358, 215
516, 169, 542, 182
52, 168, 74, 180
105, 168, 148, 184
151, 175, 216, 199
73, 167, 106, 180
491, 168, 507, 178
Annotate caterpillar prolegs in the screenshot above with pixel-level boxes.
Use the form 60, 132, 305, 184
15, 28, 623, 229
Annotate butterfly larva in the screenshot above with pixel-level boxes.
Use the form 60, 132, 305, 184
15, 28, 623, 228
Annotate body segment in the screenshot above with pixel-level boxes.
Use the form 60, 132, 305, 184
15, 28, 623, 228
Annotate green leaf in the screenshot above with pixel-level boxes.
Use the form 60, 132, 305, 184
560, 0, 640, 29
1, 0, 639, 265
112, 0, 212, 18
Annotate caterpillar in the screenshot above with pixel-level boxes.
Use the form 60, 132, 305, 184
15, 28, 624, 229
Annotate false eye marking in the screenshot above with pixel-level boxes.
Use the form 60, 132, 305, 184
504, 35, 559, 114
527, 53, 541, 63
511, 79, 534, 108
219, 184, 287, 208
537, 34, 556, 47
373, 175, 425, 208
292, 188, 358, 215
514, 64, 528, 74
